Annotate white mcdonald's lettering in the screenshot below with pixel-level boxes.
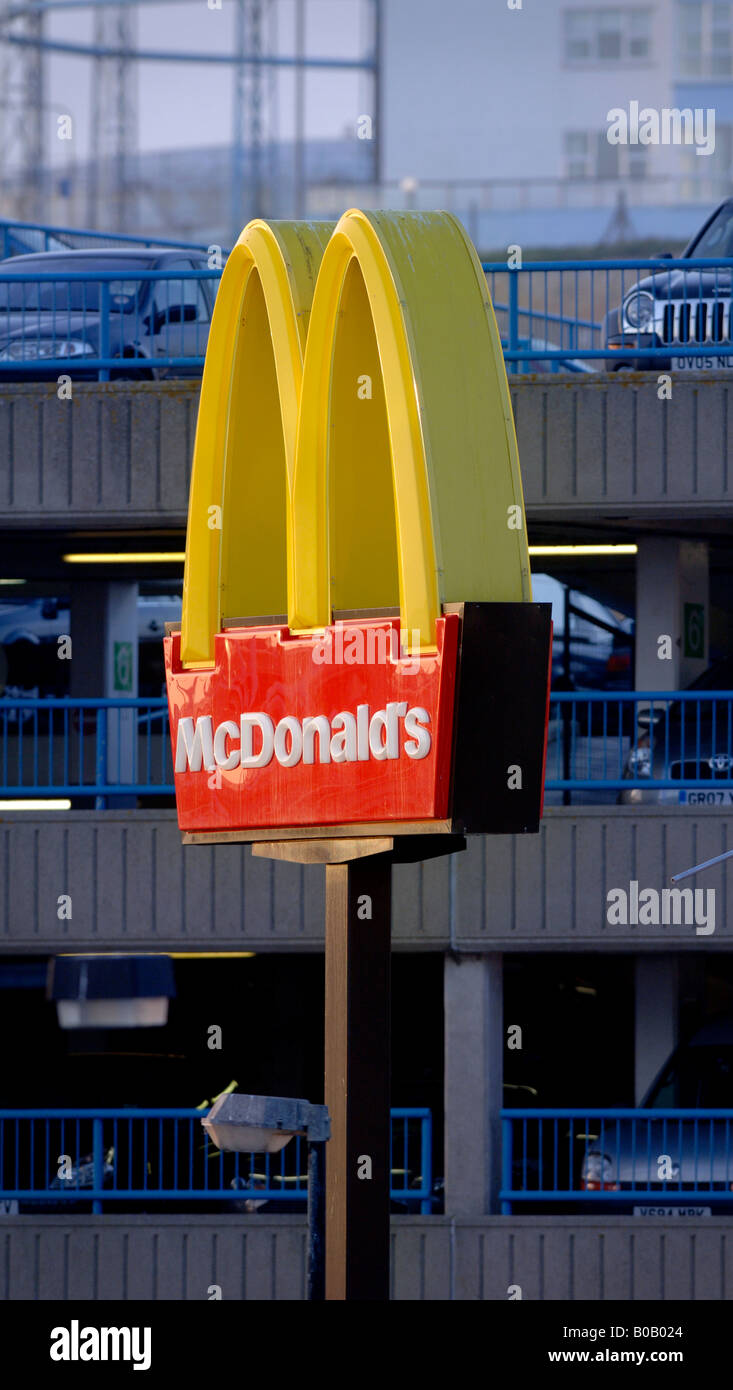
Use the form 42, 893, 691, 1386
174, 704, 432, 773
175, 714, 215, 772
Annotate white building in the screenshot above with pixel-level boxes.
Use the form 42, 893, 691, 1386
374, 0, 733, 248
5, 1, 733, 251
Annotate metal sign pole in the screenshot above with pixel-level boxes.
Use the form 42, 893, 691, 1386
324, 849, 392, 1301
251, 836, 395, 1301
306, 1137, 327, 1301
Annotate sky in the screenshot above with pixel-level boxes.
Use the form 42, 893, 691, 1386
18, 0, 374, 163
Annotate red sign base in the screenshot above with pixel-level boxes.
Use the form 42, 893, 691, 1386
165, 602, 553, 840
165, 616, 459, 834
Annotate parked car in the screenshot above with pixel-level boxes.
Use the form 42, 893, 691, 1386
0, 592, 182, 699
580, 1014, 733, 1215
619, 654, 733, 805
605, 196, 733, 371
0, 248, 215, 381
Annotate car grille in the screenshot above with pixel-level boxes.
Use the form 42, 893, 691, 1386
660, 299, 731, 345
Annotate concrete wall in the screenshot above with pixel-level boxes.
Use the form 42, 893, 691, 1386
3, 1215, 731, 1300
512, 371, 733, 521
0, 382, 197, 527
2, 806, 732, 951
3, 374, 733, 527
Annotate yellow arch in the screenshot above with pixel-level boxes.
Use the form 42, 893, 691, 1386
181, 208, 531, 665
181, 218, 333, 665
290, 208, 531, 645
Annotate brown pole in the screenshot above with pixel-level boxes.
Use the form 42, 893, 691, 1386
324, 851, 392, 1300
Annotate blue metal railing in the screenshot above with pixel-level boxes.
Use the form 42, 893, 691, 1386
482, 257, 733, 370
0, 267, 221, 378
2, 692, 733, 801
0, 1107, 432, 1214
0, 697, 172, 802
545, 690, 733, 792
1, 256, 732, 377
501, 1109, 733, 1214
0, 219, 211, 258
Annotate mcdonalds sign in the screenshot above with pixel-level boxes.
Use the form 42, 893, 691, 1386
165, 208, 552, 838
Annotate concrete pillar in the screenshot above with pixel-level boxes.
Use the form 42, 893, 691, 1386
69, 582, 105, 698
634, 955, 678, 1104
635, 538, 709, 690
69, 581, 138, 700
69, 581, 138, 804
443, 952, 503, 1216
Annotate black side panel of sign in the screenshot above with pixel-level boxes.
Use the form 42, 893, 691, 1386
450, 602, 553, 834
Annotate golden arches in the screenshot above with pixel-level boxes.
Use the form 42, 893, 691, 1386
181, 208, 531, 666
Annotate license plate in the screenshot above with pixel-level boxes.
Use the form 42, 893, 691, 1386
633, 1206, 711, 1218
674, 355, 733, 371
680, 790, 733, 806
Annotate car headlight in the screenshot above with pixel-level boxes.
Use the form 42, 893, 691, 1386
0, 341, 38, 361
626, 746, 652, 776
55, 340, 96, 358
0, 339, 95, 361
623, 290, 655, 332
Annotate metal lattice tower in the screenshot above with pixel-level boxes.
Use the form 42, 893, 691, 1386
0, 0, 377, 240
86, 3, 138, 230
0, 0, 45, 219
231, 0, 271, 240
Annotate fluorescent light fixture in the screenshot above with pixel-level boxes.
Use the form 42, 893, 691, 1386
57, 998, 169, 1029
0, 799, 72, 811
169, 952, 256, 959
62, 552, 185, 564
529, 544, 637, 557
57, 951, 256, 960
0, 578, 26, 586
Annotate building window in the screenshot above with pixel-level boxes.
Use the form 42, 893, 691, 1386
677, 1, 733, 78
629, 9, 653, 58
564, 8, 652, 63
565, 131, 591, 179
564, 129, 648, 180
712, 1, 733, 76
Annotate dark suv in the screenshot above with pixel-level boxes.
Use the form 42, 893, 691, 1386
605, 197, 733, 370
0, 247, 215, 380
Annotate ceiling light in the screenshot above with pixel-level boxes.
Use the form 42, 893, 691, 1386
48, 954, 176, 1029
0, 799, 72, 811
529, 544, 637, 557
62, 552, 185, 564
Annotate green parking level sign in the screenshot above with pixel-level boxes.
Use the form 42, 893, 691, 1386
683, 603, 705, 660
113, 640, 133, 693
